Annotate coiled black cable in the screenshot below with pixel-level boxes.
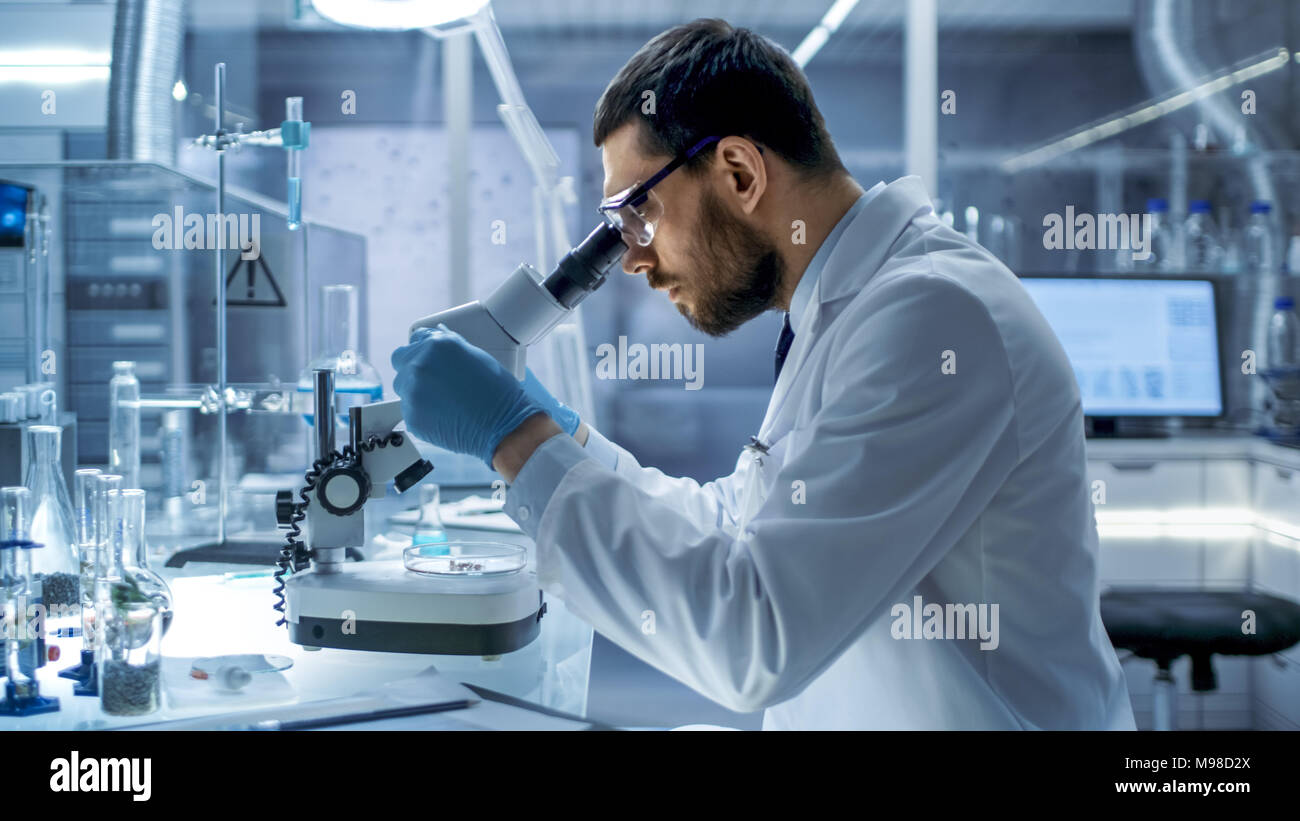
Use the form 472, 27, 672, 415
273, 431, 406, 626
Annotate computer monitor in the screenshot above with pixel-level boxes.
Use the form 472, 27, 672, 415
1018, 277, 1223, 418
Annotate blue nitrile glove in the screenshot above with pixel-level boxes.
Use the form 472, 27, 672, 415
521, 368, 581, 436
391, 325, 548, 468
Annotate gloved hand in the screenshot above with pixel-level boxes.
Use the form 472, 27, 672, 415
521, 368, 581, 436
391, 325, 547, 468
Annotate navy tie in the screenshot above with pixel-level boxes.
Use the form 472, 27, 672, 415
774, 312, 795, 382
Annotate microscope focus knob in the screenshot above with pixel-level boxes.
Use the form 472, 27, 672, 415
275, 490, 297, 526
317, 462, 372, 517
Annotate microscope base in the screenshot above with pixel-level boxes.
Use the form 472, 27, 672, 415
285, 560, 545, 656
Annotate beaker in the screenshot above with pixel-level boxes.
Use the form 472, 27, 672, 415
96, 485, 162, 716
108, 362, 141, 489
296, 284, 382, 430
97, 588, 163, 716
23, 426, 80, 621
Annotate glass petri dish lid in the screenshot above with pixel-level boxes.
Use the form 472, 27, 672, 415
403, 541, 526, 577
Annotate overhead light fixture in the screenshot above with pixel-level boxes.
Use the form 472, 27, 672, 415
1001, 47, 1290, 173
791, 0, 861, 68
311, 0, 489, 30
0, 49, 112, 85
304, 0, 573, 270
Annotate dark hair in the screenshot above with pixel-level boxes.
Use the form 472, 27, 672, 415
593, 18, 844, 179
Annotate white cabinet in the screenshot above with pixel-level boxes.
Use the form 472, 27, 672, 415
1204, 460, 1253, 510
1086, 437, 1300, 730
1087, 459, 1201, 510
1255, 461, 1300, 536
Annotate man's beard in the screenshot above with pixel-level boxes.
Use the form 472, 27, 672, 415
648, 189, 783, 338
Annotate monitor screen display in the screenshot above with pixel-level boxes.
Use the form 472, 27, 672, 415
1019, 277, 1222, 417
0, 182, 29, 248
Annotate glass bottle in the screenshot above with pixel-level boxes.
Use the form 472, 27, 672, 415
108, 361, 141, 489
296, 284, 382, 430
120, 489, 172, 635
1244, 201, 1278, 276
1184, 200, 1223, 272
23, 426, 80, 622
96, 486, 162, 717
412, 483, 449, 555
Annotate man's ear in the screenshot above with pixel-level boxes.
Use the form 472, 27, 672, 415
714, 136, 766, 215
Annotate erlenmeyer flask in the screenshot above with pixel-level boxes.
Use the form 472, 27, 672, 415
23, 426, 80, 620
412, 483, 449, 554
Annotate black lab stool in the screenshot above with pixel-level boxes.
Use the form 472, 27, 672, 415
1101, 589, 1300, 730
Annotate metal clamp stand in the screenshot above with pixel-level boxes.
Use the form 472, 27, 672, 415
166, 63, 312, 568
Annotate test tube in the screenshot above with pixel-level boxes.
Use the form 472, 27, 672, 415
285, 96, 303, 230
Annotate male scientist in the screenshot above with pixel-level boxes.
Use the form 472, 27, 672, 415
391, 19, 1136, 730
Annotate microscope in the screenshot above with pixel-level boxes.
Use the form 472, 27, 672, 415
276, 223, 626, 655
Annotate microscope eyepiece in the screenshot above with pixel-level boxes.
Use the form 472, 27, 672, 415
542, 222, 627, 309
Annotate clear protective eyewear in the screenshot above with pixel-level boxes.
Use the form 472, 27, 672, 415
598, 136, 721, 246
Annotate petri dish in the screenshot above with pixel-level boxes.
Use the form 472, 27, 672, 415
191, 654, 294, 679
403, 541, 526, 577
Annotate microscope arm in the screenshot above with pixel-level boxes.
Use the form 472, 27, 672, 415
408, 222, 627, 378
409, 266, 569, 379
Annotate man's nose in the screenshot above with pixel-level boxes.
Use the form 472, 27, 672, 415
621, 241, 655, 277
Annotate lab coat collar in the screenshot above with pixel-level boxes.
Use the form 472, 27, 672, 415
787, 182, 883, 333
759, 176, 936, 439
810, 175, 934, 313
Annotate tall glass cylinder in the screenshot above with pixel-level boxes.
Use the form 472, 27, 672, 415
87, 474, 122, 652
108, 362, 141, 489
24, 426, 79, 622
321, 283, 358, 358
121, 489, 172, 635
74, 469, 101, 637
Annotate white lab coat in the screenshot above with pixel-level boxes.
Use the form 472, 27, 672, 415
527, 176, 1136, 729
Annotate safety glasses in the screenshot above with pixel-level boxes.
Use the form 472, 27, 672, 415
597, 136, 721, 246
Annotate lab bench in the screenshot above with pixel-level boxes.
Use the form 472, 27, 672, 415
7, 435, 1300, 731
1086, 433, 1300, 730
0, 495, 598, 732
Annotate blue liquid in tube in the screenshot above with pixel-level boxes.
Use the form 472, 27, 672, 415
287, 177, 302, 231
